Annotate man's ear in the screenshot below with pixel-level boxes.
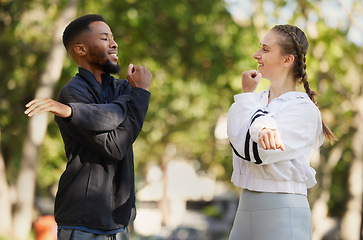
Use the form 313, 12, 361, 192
73, 44, 87, 57
283, 54, 295, 67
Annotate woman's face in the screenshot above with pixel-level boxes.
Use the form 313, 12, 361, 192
253, 30, 287, 81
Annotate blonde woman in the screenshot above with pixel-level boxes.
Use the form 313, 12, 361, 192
227, 24, 335, 240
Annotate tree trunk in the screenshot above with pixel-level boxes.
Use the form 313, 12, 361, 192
311, 145, 343, 240
0, 128, 12, 237
159, 144, 176, 228
12, 1, 78, 239
340, 157, 363, 240
159, 155, 169, 228
340, 43, 363, 240
340, 97, 363, 240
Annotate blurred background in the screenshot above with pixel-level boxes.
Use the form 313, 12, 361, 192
0, 0, 362, 239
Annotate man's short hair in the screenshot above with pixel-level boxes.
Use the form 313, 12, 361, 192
62, 14, 106, 50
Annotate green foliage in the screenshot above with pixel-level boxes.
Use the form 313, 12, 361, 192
85, 0, 258, 182
1, 0, 362, 224
0, 0, 62, 181
37, 119, 66, 196
202, 204, 223, 219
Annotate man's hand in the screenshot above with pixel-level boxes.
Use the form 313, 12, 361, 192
258, 128, 285, 151
126, 64, 152, 91
241, 70, 262, 93
24, 98, 72, 118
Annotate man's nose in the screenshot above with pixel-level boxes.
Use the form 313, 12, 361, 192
110, 38, 118, 49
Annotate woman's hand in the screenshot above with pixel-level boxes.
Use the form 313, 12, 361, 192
241, 70, 262, 93
258, 128, 285, 151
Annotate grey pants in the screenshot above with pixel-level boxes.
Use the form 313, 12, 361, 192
229, 189, 312, 240
57, 228, 129, 240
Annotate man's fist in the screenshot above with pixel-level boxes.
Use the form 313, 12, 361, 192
126, 64, 152, 91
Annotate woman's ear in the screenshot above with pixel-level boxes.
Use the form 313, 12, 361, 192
283, 54, 295, 67
73, 44, 87, 57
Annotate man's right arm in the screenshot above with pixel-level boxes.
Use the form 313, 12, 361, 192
25, 64, 152, 161
55, 74, 151, 161
24, 88, 137, 132
25, 64, 152, 132
55, 87, 150, 161
65, 64, 152, 132
67, 87, 150, 131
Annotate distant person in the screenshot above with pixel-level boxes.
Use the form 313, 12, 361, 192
227, 24, 335, 240
25, 14, 152, 240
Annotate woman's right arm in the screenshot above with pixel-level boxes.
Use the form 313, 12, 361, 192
227, 70, 263, 155
227, 92, 261, 158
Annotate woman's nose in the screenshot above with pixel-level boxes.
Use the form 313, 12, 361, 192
253, 50, 260, 60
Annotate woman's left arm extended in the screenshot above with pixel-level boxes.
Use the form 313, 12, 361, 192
248, 101, 323, 165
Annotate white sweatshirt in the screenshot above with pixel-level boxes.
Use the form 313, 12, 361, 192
227, 88, 324, 196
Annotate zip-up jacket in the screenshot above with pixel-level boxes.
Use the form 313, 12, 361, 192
54, 68, 150, 231
227, 88, 324, 196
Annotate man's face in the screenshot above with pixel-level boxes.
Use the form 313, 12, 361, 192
84, 21, 120, 74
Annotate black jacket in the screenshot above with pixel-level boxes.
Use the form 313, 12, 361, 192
54, 68, 150, 231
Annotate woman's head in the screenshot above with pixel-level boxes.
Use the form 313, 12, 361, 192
271, 25, 309, 83
271, 24, 336, 143
253, 25, 309, 85
253, 29, 289, 81
253, 24, 315, 97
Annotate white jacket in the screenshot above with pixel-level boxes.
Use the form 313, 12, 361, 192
227, 88, 324, 196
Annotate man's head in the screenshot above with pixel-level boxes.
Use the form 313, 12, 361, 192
63, 14, 120, 74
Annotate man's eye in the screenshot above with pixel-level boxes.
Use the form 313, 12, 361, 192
101, 38, 107, 41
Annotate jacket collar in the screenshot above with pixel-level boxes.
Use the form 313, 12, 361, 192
77, 67, 112, 86
265, 86, 309, 102
76, 67, 113, 104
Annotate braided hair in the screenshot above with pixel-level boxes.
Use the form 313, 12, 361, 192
272, 24, 336, 143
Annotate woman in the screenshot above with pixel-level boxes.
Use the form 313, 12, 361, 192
227, 24, 335, 240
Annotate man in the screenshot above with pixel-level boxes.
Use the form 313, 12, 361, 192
25, 14, 152, 240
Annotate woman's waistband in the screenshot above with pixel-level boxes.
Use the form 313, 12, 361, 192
237, 189, 310, 211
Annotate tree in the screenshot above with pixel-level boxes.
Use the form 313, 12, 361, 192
104, 0, 255, 226
0, 0, 78, 238
226, 0, 363, 239
1, 0, 362, 239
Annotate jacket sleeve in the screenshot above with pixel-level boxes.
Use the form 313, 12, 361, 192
227, 92, 272, 158
249, 100, 323, 165
70, 88, 149, 131
59, 82, 149, 132
228, 93, 324, 165
55, 84, 150, 161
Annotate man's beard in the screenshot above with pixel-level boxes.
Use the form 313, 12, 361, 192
89, 48, 121, 74
101, 58, 121, 74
